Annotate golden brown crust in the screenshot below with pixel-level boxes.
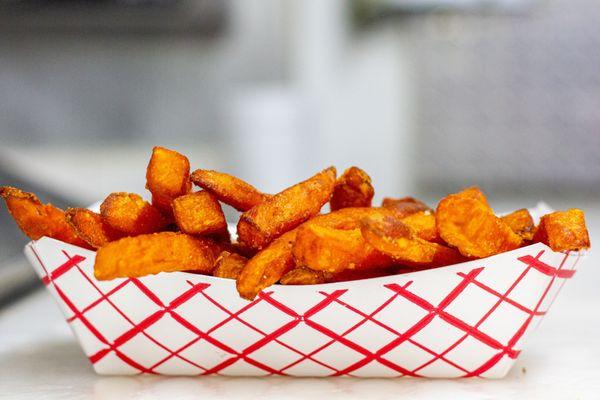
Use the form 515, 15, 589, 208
400, 210, 441, 243
237, 167, 336, 250
66, 208, 125, 249
236, 229, 297, 300
501, 209, 536, 241
94, 232, 220, 280
146, 146, 191, 215
436, 189, 522, 258
172, 191, 227, 236
292, 224, 394, 273
100, 192, 169, 235
330, 167, 374, 211
381, 196, 431, 218
533, 209, 590, 251
0, 186, 88, 247
191, 169, 271, 212
361, 216, 465, 267
213, 251, 247, 280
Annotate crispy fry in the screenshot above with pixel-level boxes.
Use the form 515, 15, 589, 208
280, 267, 325, 285
213, 251, 247, 280
146, 146, 191, 215
66, 208, 125, 249
293, 224, 394, 273
361, 216, 465, 267
330, 167, 374, 211
401, 210, 441, 243
501, 209, 536, 241
230, 241, 258, 259
382, 196, 431, 218
436, 189, 522, 258
236, 230, 297, 300
457, 186, 490, 208
237, 167, 336, 250
0, 186, 87, 247
172, 191, 227, 236
100, 192, 169, 235
533, 209, 590, 251
306, 206, 396, 230
94, 232, 220, 280
191, 169, 271, 212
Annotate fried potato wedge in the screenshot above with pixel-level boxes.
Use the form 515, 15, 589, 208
330, 166, 374, 211
382, 196, 431, 218
280, 267, 325, 285
306, 206, 396, 230
66, 208, 125, 249
0, 186, 87, 247
533, 209, 590, 251
458, 186, 490, 208
501, 209, 536, 241
230, 241, 258, 259
172, 191, 227, 236
293, 224, 394, 273
237, 167, 336, 250
361, 216, 465, 267
146, 146, 191, 215
236, 230, 297, 300
436, 190, 522, 258
94, 232, 220, 280
401, 210, 441, 243
100, 192, 169, 235
191, 169, 271, 212
213, 251, 247, 280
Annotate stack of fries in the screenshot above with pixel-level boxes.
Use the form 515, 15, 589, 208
1, 147, 590, 300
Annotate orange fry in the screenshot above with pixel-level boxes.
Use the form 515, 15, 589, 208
457, 186, 490, 208
533, 209, 590, 252
330, 166, 374, 211
172, 191, 227, 236
236, 230, 297, 300
280, 267, 325, 285
293, 224, 393, 273
94, 232, 220, 280
306, 206, 396, 230
237, 167, 336, 250
100, 192, 169, 235
191, 169, 271, 212
401, 210, 441, 243
0, 186, 87, 247
213, 251, 247, 280
146, 146, 191, 215
382, 196, 431, 218
361, 216, 465, 267
501, 209, 536, 241
436, 189, 522, 258
66, 208, 125, 249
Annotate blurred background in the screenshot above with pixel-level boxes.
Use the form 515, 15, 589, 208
0, 0, 598, 302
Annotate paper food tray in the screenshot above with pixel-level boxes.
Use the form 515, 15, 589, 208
23, 231, 585, 378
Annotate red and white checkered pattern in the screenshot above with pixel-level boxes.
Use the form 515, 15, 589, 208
24, 237, 584, 378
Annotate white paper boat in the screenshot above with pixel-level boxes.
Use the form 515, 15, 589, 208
23, 230, 585, 378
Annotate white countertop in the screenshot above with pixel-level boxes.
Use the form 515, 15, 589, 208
1, 260, 599, 399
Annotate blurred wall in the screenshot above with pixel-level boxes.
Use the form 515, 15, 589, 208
409, 0, 600, 198
0, 0, 412, 202
1, 0, 598, 205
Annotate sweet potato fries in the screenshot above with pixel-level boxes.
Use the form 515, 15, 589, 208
1, 147, 591, 301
